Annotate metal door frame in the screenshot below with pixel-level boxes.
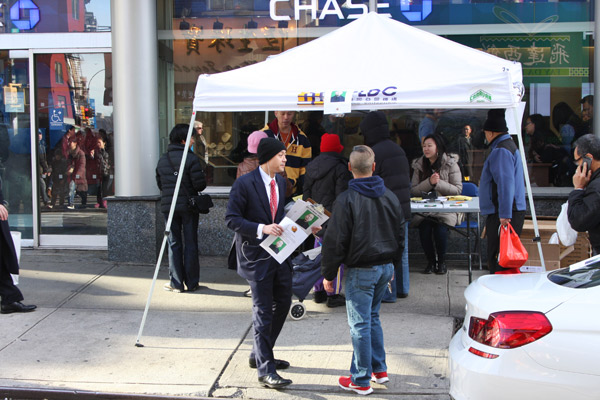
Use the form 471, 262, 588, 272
28, 44, 111, 249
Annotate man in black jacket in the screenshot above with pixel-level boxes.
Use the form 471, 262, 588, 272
360, 111, 411, 299
568, 134, 600, 255
322, 145, 404, 395
0, 178, 37, 314
156, 124, 206, 292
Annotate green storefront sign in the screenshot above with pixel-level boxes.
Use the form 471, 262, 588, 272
448, 32, 590, 87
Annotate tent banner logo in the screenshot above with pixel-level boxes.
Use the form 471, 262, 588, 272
298, 87, 398, 107
298, 92, 324, 106
470, 89, 492, 103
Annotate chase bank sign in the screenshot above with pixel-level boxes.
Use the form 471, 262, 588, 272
270, 0, 433, 22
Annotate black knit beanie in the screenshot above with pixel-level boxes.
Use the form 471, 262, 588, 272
258, 138, 286, 164
359, 111, 388, 135
483, 109, 508, 133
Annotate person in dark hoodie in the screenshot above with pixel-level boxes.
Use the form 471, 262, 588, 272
360, 111, 411, 300
303, 133, 352, 308
322, 145, 405, 395
156, 124, 207, 292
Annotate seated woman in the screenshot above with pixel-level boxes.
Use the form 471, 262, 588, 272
411, 134, 462, 275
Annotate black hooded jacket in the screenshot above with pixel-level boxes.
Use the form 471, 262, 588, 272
360, 111, 412, 220
303, 152, 352, 211
322, 175, 405, 280
156, 144, 207, 214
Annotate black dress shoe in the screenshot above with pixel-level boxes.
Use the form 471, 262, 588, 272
258, 373, 292, 389
436, 262, 447, 275
249, 357, 290, 370
1, 302, 37, 314
423, 262, 435, 274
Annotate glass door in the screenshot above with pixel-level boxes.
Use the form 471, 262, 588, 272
0, 51, 32, 241
34, 51, 113, 247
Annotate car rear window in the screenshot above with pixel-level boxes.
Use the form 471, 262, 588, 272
548, 258, 600, 288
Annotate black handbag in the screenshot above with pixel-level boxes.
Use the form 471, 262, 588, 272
166, 151, 213, 214
187, 192, 213, 214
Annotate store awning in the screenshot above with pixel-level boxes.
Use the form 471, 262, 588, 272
193, 12, 523, 113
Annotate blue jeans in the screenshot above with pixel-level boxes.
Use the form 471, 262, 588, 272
383, 223, 409, 301
345, 263, 394, 387
165, 211, 200, 290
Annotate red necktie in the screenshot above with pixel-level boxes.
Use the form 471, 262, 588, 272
270, 179, 277, 222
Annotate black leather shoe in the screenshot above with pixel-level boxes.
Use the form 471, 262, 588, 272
423, 262, 435, 274
436, 262, 447, 275
258, 373, 292, 389
249, 358, 290, 370
1, 302, 37, 314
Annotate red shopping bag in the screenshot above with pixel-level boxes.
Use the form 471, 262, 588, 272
497, 223, 528, 269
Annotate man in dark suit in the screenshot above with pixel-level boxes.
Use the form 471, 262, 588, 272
227, 138, 315, 389
0, 178, 37, 314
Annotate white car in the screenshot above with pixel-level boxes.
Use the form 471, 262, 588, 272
449, 255, 600, 400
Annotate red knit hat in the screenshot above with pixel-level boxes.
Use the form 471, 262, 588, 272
320, 133, 343, 154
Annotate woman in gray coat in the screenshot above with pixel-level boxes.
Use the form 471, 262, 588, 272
411, 134, 462, 275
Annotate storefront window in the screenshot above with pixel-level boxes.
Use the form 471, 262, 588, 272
160, 0, 593, 188
0, 0, 111, 33
0, 50, 32, 238
35, 52, 113, 235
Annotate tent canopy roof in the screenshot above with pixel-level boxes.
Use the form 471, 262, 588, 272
193, 12, 523, 112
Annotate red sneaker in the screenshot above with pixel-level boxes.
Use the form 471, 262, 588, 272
371, 371, 389, 384
338, 376, 373, 395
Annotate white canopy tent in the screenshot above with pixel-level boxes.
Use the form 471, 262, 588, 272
136, 12, 545, 344
193, 12, 523, 112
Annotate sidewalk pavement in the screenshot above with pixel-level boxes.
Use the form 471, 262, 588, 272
0, 250, 486, 400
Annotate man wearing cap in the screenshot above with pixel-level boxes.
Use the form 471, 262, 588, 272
480, 109, 526, 274
303, 133, 352, 308
262, 111, 312, 202
227, 138, 318, 389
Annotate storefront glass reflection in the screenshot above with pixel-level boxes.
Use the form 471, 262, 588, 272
161, 0, 593, 188
36, 52, 113, 235
0, 0, 111, 33
0, 50, 31, 238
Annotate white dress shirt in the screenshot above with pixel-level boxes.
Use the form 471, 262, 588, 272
257, 166, 280, 238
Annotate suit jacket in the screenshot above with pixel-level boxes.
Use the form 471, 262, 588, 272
226, 168, 290, 281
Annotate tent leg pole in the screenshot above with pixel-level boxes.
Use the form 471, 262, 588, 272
512, 105, 546, 270
135, 112, 198, 346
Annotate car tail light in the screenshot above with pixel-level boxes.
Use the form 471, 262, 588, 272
468, 311, 552, 349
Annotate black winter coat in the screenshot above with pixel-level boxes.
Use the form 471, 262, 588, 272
321, 179, 405, 279
568, 168, 600, 254
156, 144, 207, 214
303, 152, 352, 212
0, 181, 19, 275
361, 119, 412, 220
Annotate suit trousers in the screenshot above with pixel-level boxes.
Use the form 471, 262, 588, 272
485, 210, 525, 274
248, 259, 292, 377
0, 231, 23, 305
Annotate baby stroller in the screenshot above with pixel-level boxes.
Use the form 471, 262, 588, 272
289, 247, 323, 320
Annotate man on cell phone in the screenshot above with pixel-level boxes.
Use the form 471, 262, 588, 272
567, 134, 600, 256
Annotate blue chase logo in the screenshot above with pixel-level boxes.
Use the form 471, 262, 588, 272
10, 0, 40, 30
